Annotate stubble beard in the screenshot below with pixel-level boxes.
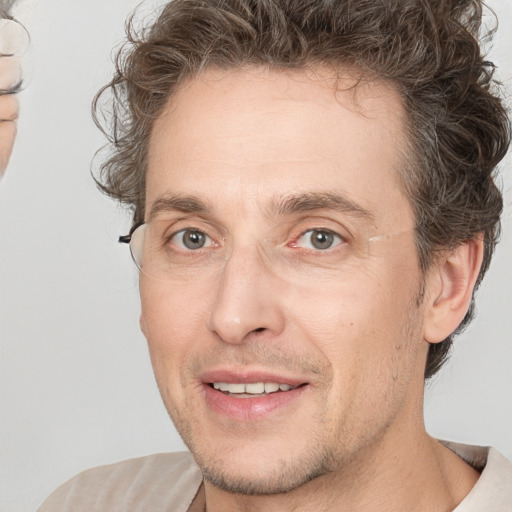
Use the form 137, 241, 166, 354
160, 347, 342, 496
161, 283, 427, 497
198, 438, 337, 495
173, 409, 341, 496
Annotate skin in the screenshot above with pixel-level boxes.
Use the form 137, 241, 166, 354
0, 90, 18, 174
141, 66, 482, 511
0, 49, 21, 175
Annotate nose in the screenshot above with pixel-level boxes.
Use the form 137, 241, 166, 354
207, 245, 285, 344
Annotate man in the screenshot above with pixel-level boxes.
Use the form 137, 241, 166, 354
0, 0, 23, 176
40, 0, 512, 510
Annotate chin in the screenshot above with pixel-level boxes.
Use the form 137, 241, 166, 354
166, 388, 342, 494
191, 442, 335, 496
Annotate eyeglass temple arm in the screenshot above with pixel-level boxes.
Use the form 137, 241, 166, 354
119, 221, 145, 244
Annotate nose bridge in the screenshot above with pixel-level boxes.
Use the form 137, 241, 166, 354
208, 241, 284, 344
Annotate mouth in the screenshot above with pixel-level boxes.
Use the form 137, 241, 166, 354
209, 381, 305, 398
201, 372, 310, 421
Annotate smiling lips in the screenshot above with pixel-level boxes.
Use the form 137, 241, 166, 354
202, 373, 309, 420
211, 381, 297, 396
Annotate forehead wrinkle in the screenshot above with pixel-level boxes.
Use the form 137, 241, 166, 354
266, 192, 375, 225
147, 193, 213, 222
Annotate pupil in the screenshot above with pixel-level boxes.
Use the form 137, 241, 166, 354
312, 230, 333, 250
184, 230, 205, 249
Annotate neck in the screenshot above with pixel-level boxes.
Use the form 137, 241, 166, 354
202, 429, 479, 512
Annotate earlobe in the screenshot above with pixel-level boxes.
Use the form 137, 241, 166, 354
423, 237, 484, 344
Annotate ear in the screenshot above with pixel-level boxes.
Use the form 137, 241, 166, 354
423, 237, 484, 344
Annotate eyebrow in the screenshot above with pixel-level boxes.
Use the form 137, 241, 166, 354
268, 192, 375, 223
147, 194, 212, 221
147, 191, 374, 224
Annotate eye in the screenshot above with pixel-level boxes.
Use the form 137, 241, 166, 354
294, 229, 343, 250
171, 228, 214, 250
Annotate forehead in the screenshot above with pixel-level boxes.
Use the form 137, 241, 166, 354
146, 66, 412, 229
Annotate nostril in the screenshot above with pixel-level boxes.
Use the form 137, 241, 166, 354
253, 327, 265, 333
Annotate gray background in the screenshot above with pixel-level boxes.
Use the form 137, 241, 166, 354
0, 1, 510, 511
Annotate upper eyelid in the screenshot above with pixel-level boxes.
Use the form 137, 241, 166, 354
155, 217, 353, 245
290, 212, 353, 229
154, 217, 220, 240
154, 212, 352, 229
298, 227, 343, 238
157, 216, 225, 237
293, 223, 351, 244
292, 229, 345, 249
170, 228, 215, 244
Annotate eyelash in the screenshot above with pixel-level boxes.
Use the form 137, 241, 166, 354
168, 228, 217, 251
165, 226, 347, 253
290, 228, 346, 251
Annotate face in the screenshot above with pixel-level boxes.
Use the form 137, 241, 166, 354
0, 17, 23, 176
141, 67, 429, 495
0, 88, 18, 174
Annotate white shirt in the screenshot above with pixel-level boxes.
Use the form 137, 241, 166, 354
39, 442, 512, 511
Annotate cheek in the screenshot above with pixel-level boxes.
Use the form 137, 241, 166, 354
284, 264, 422, 382
141, 277, 207, 332
139, 280, 209, 378
286, 269, 402, 343
139, 279, 215, 418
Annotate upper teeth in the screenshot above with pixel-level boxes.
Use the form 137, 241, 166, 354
212, 382, 294, 394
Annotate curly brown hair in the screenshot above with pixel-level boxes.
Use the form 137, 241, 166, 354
0, 0, 14, 17
93, 0, 510, 379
